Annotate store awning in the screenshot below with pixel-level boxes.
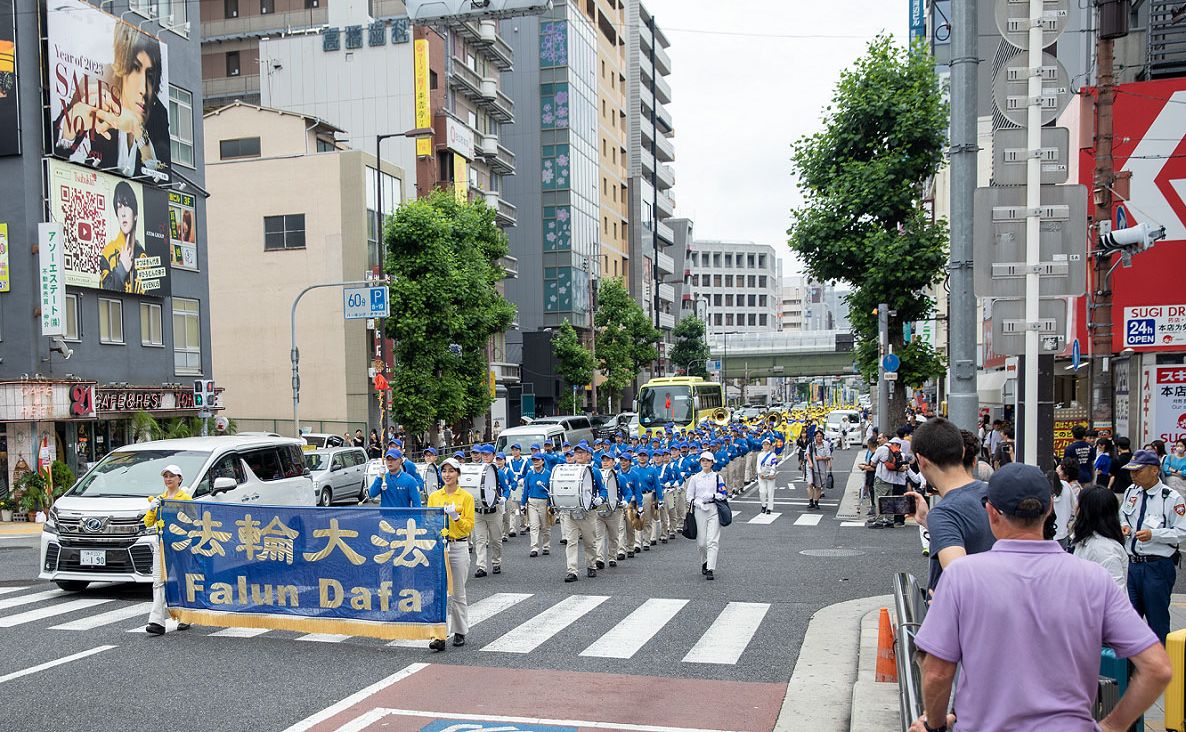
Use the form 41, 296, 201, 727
977, 370, 1016, 407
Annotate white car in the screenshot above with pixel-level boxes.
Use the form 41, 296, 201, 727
301, 432, 347, 450
40, 436, 315, 591
305, 446, 369, 506
824, 410, 863, 449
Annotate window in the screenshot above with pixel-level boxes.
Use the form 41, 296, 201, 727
725, 275, 733, 287
759, 295, 767, 307
726, 314, 734, 327
264, 214, 306, 251
169, 86, 194, 168
759, 314, 768, 327
724, 254, 732, 267
713, 275, 722, 287
725, 294, 733, 306
467, 109, 478, 129
224, 0, 238, 16
749, 275, 757, 288
713, 294, 722, 307
466, 52, 478, 71
748, 294, 756, 307
747, 254, 755, 268
713, 253, 721, 267
714, 314, 722, 326
219, 136, 260, 160
758, 254, 766, 268
305, 0, 319, 7
759, 276, 767, 288
65, 294, 81, 341
243, 448, 284, 481
315, 137, 335, 152
260, 0, 273, 13
172, 297, 202, 374
98, 298, 124, 344
748, 313, 757, 326
429, 69, 438, 90
192, 454, 244, 498
226, 50, 240, 77
139, 302, 163, 346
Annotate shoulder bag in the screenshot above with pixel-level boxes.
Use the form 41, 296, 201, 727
681, 502, 698, 540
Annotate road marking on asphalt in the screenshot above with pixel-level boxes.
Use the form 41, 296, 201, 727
125, 618, 181, 633
335, 707, 751, 732
682, 602, 770, 665
388, 592, 533, 648
580, 598, 689, 659
793, 514, 823, 527
482, 594, 609, 654
0, 586, 29, 596
295, 633, 350, 643
0, 597, 114, 627
280, 662, 429, 732
209, 627, 270, 638
0, 588, 64, 611
730, 499, 837, 506
746, 512, 781, 525
50, 601, 153, 630
840, 521, 867, 528
0, 645, 116, 685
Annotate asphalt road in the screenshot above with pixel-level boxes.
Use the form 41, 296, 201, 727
0, 448, 929, 732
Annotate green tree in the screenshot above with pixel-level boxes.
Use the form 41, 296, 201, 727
788, 36, 948, 424
670, 316, 710, 377
552, 320, 595, 414
594, 278, 660, 411
385, 191, 516, 435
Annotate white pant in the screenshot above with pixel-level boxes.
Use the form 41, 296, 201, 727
473, 505, 504, 571
526, 498, 552, 552
148, 539, 168, 627
693, 503, 721, 571
757, 477, 776, 512
595, 508, 623, 563
445, 541, 469, 636
560, 511, 598, 575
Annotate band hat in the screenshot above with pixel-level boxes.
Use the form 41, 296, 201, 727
636, 448, 650, 457
619, 451, 633, 459
470, 445, 482, 453
495, 452, 506, 460
986, 463, 1051, 518
384, 449, 403, 461
699, 451, 716, 462
1124, 449, 1162, 470
762, 438, 772, 445
161, 464, 183, 478
600, 452, 615, 461
452, 451, 466, 459
530, 443, 542, 451
441, 458, 463, 472
510, 443, 522, 450
479, 444, 495, 455
530, 453, 545, 462
574, 441, 592, 453
423, 447, 437, 456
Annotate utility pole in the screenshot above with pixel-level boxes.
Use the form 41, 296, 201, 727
947, 0, 979, 432
877, 303, 889, 432
1019, 0, 1045, 465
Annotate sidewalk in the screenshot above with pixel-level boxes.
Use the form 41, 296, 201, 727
0, 520, 43, 536
1146, 593, 1186, 729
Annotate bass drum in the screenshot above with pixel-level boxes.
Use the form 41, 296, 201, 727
599, 469, 621, 515
417, 462, 441, 501
459, 462, 499, 508
550, 463, 593, 512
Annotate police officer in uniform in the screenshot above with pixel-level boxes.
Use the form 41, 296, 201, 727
1120, 449, 1186, 643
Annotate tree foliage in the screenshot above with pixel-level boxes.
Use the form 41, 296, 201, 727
385, 191, 516, 435
788, 36, 948, 421
595, 278, 660, 406
552, 320, 595, 413
670, 316, 710, 377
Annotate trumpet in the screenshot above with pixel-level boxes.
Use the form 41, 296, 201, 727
710, 407, 731, 426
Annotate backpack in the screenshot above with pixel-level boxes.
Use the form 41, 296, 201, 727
884, 442, 908, 472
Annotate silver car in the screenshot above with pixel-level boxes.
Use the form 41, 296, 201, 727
305, 447, 369, 506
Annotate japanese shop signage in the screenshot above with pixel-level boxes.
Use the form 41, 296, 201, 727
1147, 366, 1186, 445
38, 222, 65, 335
162, 502, 447, 640
1124, 305, 1186, 350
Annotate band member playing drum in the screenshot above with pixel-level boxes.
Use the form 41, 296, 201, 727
472, 445, 506, 577
686, 451, 727, 580
554, 449, 607, 582
520, 453, 553, 556
428, 458, 474, 651
596, 452, 626, 566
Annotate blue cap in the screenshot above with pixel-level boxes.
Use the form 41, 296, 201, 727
479, 444, 495, 455
1124, 450, 1162, 469
563, 441, 572, 448
987, 463, 1051, 518
424, 447, 437, 456
637, 448, 650, 457
619, 450, 633, 459
391, 438, 404, 447
470, 444, 482, 452
384, 449, 403, 460
452, 451, 466, 459
530, 443, 541, 451
495, 452, 506, 460
564, 450, 574, 458
510, 443, 522, 450
575, 441, 591, 453
530, 452, 544, 461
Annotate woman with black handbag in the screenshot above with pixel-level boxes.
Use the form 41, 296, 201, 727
685, 451, 728, 580
806, 431, 831, 510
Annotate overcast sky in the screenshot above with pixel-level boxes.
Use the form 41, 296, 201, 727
643, 0, 906, 278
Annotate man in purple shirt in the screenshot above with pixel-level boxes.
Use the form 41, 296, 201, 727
910, 463, 1170, 732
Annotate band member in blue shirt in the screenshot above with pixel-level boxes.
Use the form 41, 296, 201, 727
369, 449, 423, 508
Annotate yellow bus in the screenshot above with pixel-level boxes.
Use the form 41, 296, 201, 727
635, 376, 727, 436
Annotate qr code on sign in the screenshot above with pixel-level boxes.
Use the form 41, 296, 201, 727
58, 184, 107, 278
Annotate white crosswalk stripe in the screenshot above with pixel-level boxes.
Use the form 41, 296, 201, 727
209, 627, 270, 638
388, 592, 533, 648
746, 512, 781, 525
295, 633, 350, 643
0, 586, 30, 596
793, 514, 822, 526
51, 601, 154, 631
580, 598, 688, 659
682, 602, 770, 665
482, 595, 608, 654
840, 521, 867, 527
0, 589, 65, 611
0, 598, 114, 627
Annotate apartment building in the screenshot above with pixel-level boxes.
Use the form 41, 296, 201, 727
685, 241, 782, 335
780, 276, 851, 333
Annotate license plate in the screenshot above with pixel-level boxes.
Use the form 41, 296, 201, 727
79, 550, 106, 567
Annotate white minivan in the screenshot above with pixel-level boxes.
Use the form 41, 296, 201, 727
39, 435, 315, 591
824, 410, 863, 450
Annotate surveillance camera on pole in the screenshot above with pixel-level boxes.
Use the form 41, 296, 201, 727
49, 336, 72, 360
1099, 222, 1167, 267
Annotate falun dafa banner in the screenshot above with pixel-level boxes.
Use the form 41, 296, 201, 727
161, 501, 448, 640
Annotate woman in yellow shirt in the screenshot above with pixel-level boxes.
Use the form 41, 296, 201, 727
426, 457, 474, 650
144, 464, 192, 636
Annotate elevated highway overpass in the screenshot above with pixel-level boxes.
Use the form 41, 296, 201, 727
707, 330, 858, 379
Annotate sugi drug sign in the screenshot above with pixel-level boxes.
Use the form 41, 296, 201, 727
1123, 305, 1186, 349
1147, 366, 1186, 445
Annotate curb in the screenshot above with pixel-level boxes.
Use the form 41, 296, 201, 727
774, 594, 896, 732
850, 608, 904, 732
0, 522, 44, 536
835, 466, 865, 521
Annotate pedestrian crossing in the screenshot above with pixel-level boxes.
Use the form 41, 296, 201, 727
0, 585, 775, 667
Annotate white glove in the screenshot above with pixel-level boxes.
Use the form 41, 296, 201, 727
444, 503, 460, 520
149, 496, 163, 511
592, 495, 605, 507
498, 495, 507, 505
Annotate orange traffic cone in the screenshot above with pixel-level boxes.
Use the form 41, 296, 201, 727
875, 607, 898, 683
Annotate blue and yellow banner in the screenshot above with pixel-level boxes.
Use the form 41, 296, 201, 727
161, 501, 447, 640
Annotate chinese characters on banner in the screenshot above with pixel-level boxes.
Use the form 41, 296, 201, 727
161, 502, 448, 640
413, 38, 432, 157
38, 223, 65, 336
1147, 366, 1186, 445
0, 222, 9, 291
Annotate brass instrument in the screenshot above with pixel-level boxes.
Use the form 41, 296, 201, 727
710, 407, 730, 426
628, 502, 645, 531
766, 412, 786, 429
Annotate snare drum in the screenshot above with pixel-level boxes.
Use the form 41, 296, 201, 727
417, 463, 441, 499
459, 463, 499, 508
599, 469, 621, 515
550, 464, 594, 513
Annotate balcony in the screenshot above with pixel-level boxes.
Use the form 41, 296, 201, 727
490, 143, 516, 176
475, 81, 514, 123
658, 282, 676, 303
655, 103, 674, 135
474, 19, 514, 70
641, 147, 655, 176
655, 132, 674, 163
201, 7, 327, 42
203, 74, 260, 102
654, 41, 672, 76
656, 250, 675, 276
449, 57, 484, 101
478, 134, 498, 157
658, 312, 676, 330
641, 115, 654, 145
657, 190, 675, 218
640, 83, 654, 114
490, 361, 521, 384
500, 254, 519, 279
656, 163, 675, 191
656, 219, 675, 245
484, 191, 517, 228
655, 74, 672, 105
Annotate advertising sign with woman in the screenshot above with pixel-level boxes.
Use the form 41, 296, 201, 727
0, 0, 17, 157
46, 0, 171, 183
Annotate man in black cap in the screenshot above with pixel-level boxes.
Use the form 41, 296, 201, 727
910, 463, 1170, 732
1120, 449, 1186, 643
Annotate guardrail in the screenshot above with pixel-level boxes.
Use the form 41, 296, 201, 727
892, 572, 927, 732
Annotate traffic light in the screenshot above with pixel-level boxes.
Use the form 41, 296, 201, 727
1099, 222, 1166, 267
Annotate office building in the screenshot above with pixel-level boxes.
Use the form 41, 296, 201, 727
780, 276, 851, 333
685, 241, 782, 335
204, 103, 406, 433
0, 0, 213, 485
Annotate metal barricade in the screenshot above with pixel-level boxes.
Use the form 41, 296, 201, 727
892, 572, 928, 732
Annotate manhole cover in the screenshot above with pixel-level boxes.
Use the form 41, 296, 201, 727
800, 548, 866, 557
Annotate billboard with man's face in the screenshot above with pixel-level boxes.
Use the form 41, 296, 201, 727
45, 0, 171, 183
48, 159, 170, 297
0, 0, 18, 157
